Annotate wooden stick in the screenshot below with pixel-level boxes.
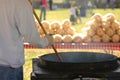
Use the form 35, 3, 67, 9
28, 0, 63, 61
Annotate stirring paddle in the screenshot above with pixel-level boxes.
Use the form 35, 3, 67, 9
28, 0, 63, 61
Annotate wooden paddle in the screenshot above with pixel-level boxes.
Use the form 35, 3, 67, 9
28, 0, 63, 61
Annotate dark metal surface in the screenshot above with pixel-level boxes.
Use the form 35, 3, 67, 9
31, 58, 120, 80
39, 52, 119, 73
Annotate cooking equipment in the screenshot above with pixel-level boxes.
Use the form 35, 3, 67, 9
31, 58, 120, 80
39, 52, 120, 73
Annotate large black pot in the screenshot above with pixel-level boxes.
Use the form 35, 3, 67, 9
38, 52, 120, 73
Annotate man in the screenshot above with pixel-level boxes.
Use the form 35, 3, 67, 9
0, 0, 54, 80
76, 0, 87, 17
49, 0, 53, 10
101, 0, 107, 9
70, 3, 76, 25
40, 0, 48, 21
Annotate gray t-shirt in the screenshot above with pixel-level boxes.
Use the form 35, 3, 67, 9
0, 0, 48, 68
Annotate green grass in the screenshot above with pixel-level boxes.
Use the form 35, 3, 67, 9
24, 8, 120, 80
35, 8, 120, 33
24, 49, 52, 80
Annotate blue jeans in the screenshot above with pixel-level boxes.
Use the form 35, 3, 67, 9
0, 65, 23, 80
40, 6, 46, 21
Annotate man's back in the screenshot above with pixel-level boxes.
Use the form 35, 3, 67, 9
0, 0, 47, 68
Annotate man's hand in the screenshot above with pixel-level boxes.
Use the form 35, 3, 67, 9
45, 34, 54, 46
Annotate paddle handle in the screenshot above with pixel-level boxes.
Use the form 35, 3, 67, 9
28, 0, 63, 61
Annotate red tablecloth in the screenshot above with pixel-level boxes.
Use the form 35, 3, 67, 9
24, 42, 120, 50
